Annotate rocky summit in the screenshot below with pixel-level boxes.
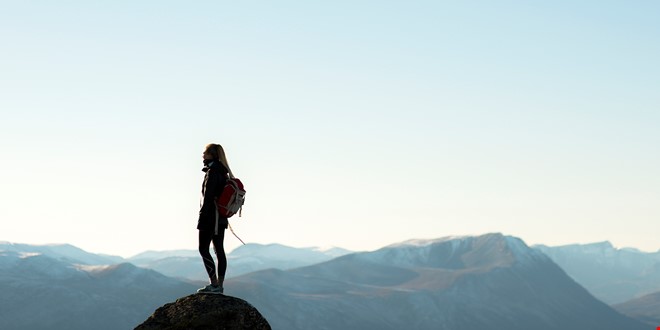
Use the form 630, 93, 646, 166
134, 294, 271, 330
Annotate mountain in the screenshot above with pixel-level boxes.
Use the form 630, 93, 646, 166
534, 241, 660, 304
129, 243, 353, 282
0, 250, 197, 330
227, 243, 353, 276
128, 249, 200, 264
613, 290, 660, 326
226, 233, 647, 330
0, 241, 124, 265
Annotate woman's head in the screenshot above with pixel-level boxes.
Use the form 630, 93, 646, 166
203, 144, 220, 160
203, 143, 233, 177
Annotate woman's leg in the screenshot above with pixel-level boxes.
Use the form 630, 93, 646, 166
198, 230, 218, 286
212, 229, 227, 287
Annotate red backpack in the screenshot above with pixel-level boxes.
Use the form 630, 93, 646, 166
215, 177, 246, 218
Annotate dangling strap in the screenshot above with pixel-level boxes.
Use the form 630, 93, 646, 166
228, 223, 245, 245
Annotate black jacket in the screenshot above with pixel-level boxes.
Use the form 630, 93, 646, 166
197, 160, 229, 233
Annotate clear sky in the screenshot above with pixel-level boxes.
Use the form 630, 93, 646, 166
1, 1, 659, 257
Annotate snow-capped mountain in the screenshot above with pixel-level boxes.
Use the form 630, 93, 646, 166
534, 241, 660, 304
0, 241, 124, 265
363, 235, 546, 269
0, 250, 196, 330
227, 233, 647, 330
310, 246, 353, 258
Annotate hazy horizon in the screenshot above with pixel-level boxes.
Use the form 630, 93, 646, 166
2, 1, 659, 257
3, 231, 658, 259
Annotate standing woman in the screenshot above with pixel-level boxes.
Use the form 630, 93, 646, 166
197, 143, 232, 294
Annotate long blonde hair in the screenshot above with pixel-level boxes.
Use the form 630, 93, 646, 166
205, 143, 234, 178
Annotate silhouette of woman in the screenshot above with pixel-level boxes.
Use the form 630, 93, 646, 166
196, 143, 232, 294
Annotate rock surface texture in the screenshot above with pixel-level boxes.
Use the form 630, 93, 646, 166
134, 294, 271, 330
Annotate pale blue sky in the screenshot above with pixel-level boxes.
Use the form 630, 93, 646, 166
1, 1, 659, 257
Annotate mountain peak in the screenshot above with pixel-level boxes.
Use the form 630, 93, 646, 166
388, 232, 513, 247
386, 235, 474, 248
135, 294, 271, 330
371, 233, 545, 270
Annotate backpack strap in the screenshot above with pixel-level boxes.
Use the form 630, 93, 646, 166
228, 223, 245, 245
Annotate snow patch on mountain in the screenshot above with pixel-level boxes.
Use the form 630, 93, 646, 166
309, 246, 353, 257
386, 235, 470, 248
75, 264, 112, 272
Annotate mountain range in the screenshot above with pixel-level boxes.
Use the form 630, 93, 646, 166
128, 243, 352, 282
0, 241, 124, 265
0, 240, 352, 282
226, 233, 648, 330
2, 235, 659, 329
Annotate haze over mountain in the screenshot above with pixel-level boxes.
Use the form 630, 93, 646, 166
227, 233, 647, 330
3, 235, 655, 329
613, 290, 660, 326
0, 250, 196, 330
128, 243, 353, 282
0, 241, 124, 265
534, 241, 660, 304
0, 241, 352, 283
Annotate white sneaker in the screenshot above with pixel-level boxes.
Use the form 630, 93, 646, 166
196, 284, 224, 294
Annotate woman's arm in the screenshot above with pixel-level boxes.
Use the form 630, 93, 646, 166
199, 168, 222, 219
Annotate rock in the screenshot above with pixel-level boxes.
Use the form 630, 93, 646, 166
134, 294, 271, 330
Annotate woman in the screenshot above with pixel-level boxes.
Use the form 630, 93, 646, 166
197, 143, 233, 294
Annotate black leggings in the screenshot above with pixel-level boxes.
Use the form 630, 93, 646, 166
198, 229, 227, 283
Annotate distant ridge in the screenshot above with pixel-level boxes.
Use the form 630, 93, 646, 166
0, 241, 123, 265
128, 242, 353, 281
534, 241, 660, 303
